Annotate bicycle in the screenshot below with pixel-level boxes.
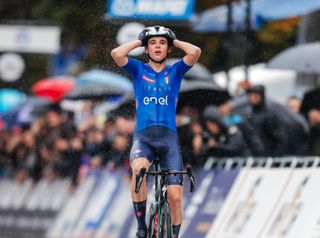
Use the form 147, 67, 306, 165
135, 158, 196, 238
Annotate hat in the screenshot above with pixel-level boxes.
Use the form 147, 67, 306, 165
300, 88, 320, 116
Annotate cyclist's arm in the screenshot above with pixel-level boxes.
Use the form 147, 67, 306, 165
111, 40, 142, 67
173, 39, 201, 66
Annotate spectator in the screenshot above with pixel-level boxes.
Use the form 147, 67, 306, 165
84, 127, 104, 156
114, 115, 135, 137
196, 106, 250, 158
246, 85, 289, 157
0, 130, 8, 176
176, 105, 203, 167
218, 98, 264, 157
307, 108, 320, 156
287, 96, 302, 114
275, 102, 309, 156
300, 88, 320, 156
103, 134, 130, 170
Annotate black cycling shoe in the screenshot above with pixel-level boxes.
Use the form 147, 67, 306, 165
136, 229, 147, 238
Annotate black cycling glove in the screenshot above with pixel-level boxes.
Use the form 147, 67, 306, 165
138, 29, 148, 46
168, 29, 177, 42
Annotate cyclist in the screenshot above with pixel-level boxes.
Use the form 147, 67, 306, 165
111, 26, 201, 238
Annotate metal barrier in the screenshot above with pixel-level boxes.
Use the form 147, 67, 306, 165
204, 156, 320, 170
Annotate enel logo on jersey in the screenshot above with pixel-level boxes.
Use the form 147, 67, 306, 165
143, 96, 168, 105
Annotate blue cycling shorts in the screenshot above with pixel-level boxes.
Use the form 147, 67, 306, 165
130, 126, 183, 185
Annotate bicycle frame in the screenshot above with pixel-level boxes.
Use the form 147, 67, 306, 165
151, 160, 170, 237
135, 159, 195, 238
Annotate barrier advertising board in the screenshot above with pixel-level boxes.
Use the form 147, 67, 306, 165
259, 168, 320, 238
0, 179, 69, 238
46, 173, 98, 238
181, 169, 239, 238
206, 168, 293, 238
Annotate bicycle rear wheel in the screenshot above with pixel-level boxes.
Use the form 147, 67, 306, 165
159, 202, 172, 238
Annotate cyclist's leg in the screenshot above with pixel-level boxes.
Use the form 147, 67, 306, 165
167, 185, 183, 238
167, 185, 183, 225
130, 139, 154, 236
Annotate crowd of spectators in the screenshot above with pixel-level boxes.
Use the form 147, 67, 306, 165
176, 84, 319, 166
0, 103, 135, 188
0, 84, 320, 188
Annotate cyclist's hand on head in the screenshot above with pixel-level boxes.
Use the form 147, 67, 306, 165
168, 28, 177, 42
138, 29, 148, 46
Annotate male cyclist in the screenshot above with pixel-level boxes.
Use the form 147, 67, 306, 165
111, 26, 201, 238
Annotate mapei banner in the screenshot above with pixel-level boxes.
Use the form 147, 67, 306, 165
108, 0, 195, 20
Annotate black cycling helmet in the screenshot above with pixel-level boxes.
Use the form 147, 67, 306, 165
142, 26, 174, 46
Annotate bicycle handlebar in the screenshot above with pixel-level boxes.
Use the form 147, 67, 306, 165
134, 166, 196, 193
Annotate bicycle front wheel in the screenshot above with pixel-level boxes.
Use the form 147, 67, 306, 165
147, 203, 157, 238
159, 202, 172, 238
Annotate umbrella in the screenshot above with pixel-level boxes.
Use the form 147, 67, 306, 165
167, 58, 213, 81
267, 42, 320, 74
32, 77, 76, 102
0, 89, 27, 114
178, 80, 230, 112
1, 96, 52, 127
63, 84, 126, 100
107, 93, 136, 119
76, 69, 133, 91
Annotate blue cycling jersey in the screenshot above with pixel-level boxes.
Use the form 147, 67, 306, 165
122, 58, 191, 131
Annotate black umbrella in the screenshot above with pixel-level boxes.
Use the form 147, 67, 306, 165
63, 84, 127, 100
178, 80, 230, 111
167, 58, 213, 81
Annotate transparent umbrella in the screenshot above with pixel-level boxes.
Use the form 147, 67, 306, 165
167, 58, 213, 81
76, 69, 133, 92
63, 84, 127, 100
267, 42, 320, 74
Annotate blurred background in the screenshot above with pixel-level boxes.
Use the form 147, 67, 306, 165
1, 0, 320, 237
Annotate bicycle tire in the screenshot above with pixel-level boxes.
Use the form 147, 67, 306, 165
159, 202, 172, 238
147, 204, 157, 238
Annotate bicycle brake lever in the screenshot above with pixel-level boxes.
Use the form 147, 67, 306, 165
186, 166, 196, 193
135, 167, 146, 193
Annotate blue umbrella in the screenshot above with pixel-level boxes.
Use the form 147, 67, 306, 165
0, 89, 27, 114
76, 69, 133, 92
1, 96, 52, 127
